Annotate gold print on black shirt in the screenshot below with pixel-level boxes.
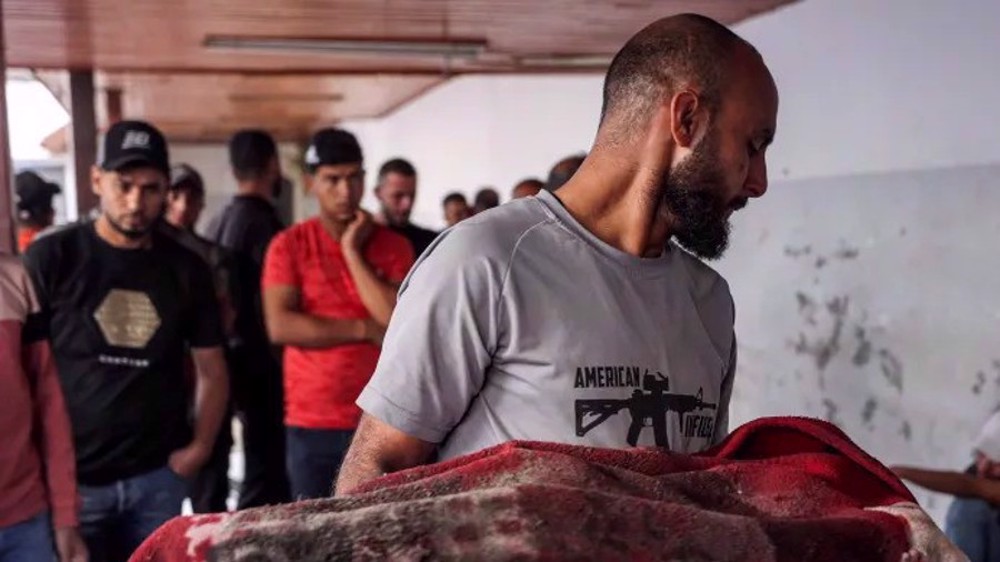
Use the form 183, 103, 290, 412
93, 289, 162, 349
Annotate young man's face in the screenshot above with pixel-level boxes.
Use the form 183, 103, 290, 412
444, 200, 471, 226
165, 188, 205, 230
376, 172, 417, 227
92, 165, 168, 239
308, 162, 365, 223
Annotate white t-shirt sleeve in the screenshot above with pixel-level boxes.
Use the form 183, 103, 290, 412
356, 227, 508, 443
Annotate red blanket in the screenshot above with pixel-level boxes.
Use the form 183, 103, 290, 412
131, 417, 925, 561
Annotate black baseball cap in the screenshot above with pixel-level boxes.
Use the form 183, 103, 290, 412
100, 120, 169, 176
170, 164, 205, 196
14, 171, 60, 211
304, 128, 363, 170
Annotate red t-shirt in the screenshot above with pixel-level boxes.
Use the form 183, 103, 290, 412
262, 218, 414, 430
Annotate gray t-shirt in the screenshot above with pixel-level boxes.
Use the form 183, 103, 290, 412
357, 190, 737, 460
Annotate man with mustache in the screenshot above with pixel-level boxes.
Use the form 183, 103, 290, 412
262, 129, 414, 499
23, 121, 229, 561
336, 13, 777, 494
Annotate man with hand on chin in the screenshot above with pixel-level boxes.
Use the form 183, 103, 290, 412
262, 128, 413, 500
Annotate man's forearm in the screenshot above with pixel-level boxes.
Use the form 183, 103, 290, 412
335, 444, 389, 496
335, 415, 437, 496
894, 466, 979, 498
26, 340, 79, 528
269, 310, 372, 348
343, 249, 397, 326
190, 349, 230, 453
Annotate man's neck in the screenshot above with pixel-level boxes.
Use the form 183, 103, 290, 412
554, 143, 675, 258
236, 181, 271, 201
375, 211, 407, 229
94, 215, 152, 249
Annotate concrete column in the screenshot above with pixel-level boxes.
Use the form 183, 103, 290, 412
0, 10, 14, 253
69, 70, 98, 217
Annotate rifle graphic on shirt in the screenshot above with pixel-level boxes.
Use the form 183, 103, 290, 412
574, 372, 717, 447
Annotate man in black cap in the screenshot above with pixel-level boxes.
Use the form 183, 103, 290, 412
372, 158, 438, 258
23, 120, 229, 561
14, 171, 60, 253
203, 130, 290, 509
261, 128, 413, 499
162, 164, 240, 513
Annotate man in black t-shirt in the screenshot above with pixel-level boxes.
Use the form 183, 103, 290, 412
203, 129, 290, 509
374, 158, 438, 259
24, 120, 230, 562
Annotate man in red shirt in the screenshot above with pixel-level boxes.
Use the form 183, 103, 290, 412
262, 128, 413, 499
0, 254, 86, 562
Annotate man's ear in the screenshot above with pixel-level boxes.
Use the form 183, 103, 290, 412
669, 89, 709, 149
90, 166, 103, 196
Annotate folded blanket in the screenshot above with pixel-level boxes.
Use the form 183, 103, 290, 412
130, 416, 954, 562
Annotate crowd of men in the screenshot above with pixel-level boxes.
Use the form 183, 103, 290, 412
0, 11, 976, 562
2, 106, 590, 561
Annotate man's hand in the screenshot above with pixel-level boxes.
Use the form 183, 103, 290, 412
343, 210, 375, 253
54, 527, 88, 562
168, 441, 211, 479
867, 502, 969, 562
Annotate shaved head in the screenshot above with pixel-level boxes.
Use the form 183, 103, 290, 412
600, 14, 750, 136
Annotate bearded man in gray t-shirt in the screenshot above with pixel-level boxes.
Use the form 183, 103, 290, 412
337, 13, 779, 495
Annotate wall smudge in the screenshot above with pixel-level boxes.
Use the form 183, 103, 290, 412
973, 371, 986, 395
879, 349, 904, 393
853, 326, 873, 366
861, 397, 878, 426
784, 245, 812, 258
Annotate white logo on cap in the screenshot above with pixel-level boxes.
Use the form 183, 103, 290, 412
122, 131, 151, 150
305, 145, 319, 165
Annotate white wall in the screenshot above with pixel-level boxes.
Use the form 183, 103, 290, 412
737, 0, 1000, 180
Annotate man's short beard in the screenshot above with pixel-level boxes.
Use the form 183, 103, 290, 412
106, 214, 152, 240
660, 133, 733, 261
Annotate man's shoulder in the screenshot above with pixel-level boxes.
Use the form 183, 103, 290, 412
153, 229, 213, 271
0, 254, 28, 291
670, 242, 734, 320
26, 222, 88, 257
409, 223, 439, 239
373, 224, 416, 253
432, 198, 553, 260
274, 217, 317, 242
265, 218, 316, 257
671, 244, 731, 293
207, 196, 281, 237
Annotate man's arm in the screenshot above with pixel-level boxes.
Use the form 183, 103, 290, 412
25, 339, 88, 562
263, 284, 382, 348
892, 466, 1000, 504
342, 211, 406, 326
335, 414, 437, 496
169, 347, 229, 478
